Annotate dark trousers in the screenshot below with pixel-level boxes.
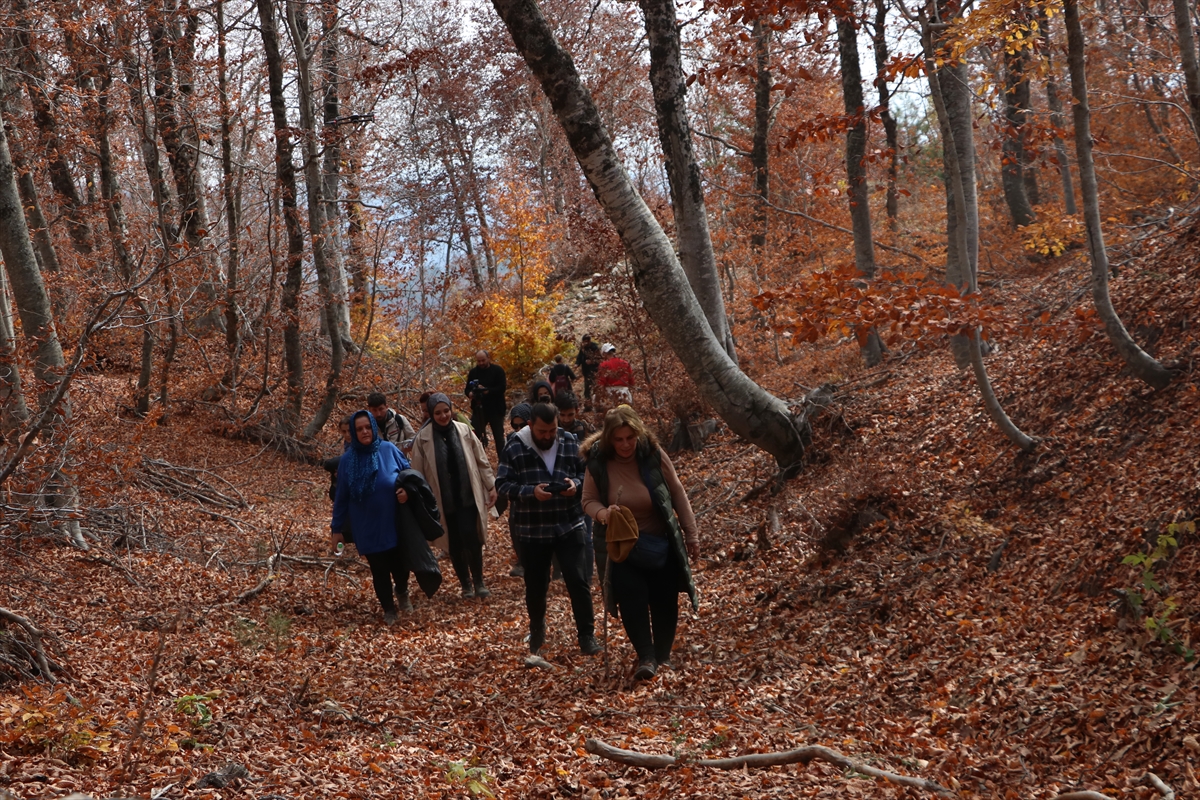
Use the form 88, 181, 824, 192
445, 509, 484, 589
582, 372, 597, 407
472, 408, 506, 459
611, 551, 679, 664
519, 525, 595, 641
364, 547, 408, 612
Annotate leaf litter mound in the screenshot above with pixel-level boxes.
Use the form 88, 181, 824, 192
2, 218, 1200, 799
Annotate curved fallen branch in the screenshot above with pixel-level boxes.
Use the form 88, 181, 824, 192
1051, 772, 1175, 800
0, 607, 54, 682
583, 738, 953, 795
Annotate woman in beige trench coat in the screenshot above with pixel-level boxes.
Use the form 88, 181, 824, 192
410, 393, 497, 598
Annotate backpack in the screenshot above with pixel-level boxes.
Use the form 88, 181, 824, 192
552, 372, 572, 397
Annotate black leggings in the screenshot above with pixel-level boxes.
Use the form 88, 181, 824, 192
611, 550, 679, 663
445, 509, 484, 589
364, 547, 409, 612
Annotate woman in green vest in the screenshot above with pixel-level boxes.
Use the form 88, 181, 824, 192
581, 405, 699, 681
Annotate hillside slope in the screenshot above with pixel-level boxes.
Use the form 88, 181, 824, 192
1, 216, 1198, 799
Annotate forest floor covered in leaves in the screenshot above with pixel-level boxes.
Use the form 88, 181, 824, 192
2, 219, 1200, 800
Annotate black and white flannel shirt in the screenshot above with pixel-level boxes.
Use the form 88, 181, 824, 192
495, 429, 586, 542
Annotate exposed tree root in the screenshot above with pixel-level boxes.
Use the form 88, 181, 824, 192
583, 738, 953, 795
1052, 772, 1175, 800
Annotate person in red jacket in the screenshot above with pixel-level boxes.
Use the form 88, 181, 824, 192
596, 344, 633, 409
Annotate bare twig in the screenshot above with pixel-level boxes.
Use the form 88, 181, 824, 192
1051, 793, 1115, 800
583, 738, 953, 795
120, 610, 181, 776
1144, 772, 1176, 800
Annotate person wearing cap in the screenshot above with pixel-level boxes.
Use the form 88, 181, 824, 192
582, 405, 699, 681
410, 393, 498, 599
596, 343, 634, 410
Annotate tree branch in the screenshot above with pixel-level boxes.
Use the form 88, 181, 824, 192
695, 129, 752, 158
0, 607, 53, 682
583, 738, 953, 795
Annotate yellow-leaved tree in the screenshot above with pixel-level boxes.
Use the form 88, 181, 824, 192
458, 179, 563, 388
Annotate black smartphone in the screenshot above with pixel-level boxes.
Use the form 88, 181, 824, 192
543, 480, 570, 494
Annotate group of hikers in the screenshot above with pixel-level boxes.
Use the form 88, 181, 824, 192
324, 336, 697, 681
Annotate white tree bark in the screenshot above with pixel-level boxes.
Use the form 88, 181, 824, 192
489, 0, 806, 466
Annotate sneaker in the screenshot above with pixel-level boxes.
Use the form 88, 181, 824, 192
399, 596, 414, 613
529, 626, 546, 655
383, 611, 398, 626
509, 564, 525, 578
461, 586, 476, 600
474, 584, 491, 599
633, 660, 657, 681
579, 635, 603, 656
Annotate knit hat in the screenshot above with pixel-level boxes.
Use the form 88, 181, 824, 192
510, 402, 532, 423
605, 506, 639, 563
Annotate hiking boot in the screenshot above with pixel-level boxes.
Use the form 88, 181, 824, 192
633, 660, 657, 681
509, 564, 525, 578
529, 625, 546, 655
383, 610, 398, 626
474, 583, 491, 599
579, 635, 603, 656
461, 585, 476, 600
656, 659, 674, 672
398, 596, 414, 613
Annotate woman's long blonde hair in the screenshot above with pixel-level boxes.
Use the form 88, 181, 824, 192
582, 405, 659, 459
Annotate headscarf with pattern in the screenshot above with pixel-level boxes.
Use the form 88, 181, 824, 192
346, 410, 382, 502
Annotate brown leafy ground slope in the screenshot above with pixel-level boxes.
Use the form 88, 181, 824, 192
2, 219, 1200, 800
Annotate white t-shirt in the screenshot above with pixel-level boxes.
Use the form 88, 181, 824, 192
517, 426, 558, 475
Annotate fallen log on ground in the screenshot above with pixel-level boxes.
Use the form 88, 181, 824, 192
583, 738, 952, 795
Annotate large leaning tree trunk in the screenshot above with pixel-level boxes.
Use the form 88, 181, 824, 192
0, 101, 87, 547
638, 0, 738, 362
921, 10, 1036, 452
836, 7, 884, 367
0, 264, 29, 438
490, 0, 805, 467
1063, 0, 1174, 389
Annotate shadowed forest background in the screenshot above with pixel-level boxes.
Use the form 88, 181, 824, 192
1, 0, 1199, 795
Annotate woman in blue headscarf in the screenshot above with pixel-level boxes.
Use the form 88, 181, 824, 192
331, 409, 412, 624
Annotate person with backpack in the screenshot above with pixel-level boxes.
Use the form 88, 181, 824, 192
548, 355, 576, 398
575, 334, 601, 411
410, 393, 498, 600
368, 392, 416, 452
582, 405, 699, 681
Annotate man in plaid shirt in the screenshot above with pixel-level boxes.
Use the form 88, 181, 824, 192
496, 403, 600, 657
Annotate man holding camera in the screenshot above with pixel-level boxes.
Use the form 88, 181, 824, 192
465, 350, 507, 459
496, 402, 600, 657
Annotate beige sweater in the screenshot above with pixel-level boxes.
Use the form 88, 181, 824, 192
582, 450, 698, 547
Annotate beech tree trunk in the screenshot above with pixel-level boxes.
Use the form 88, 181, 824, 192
0, 77, 60, 276
257, 0, 307, 430
1001, 46, 1037, 227
0, 265, 29, 438
0, 101, 86, 546
1171, 0, 1200, 144
922, 13, 1036, 452
837, 10, 883, 367
639, 0, 737, 362
319, 0, 355, 350
1063, 0, 1175, 390
490, 0, 805, 467
750, 18, 771, 253
218, 0, 242, 399
1039, 9, 1078, 215
286, 0, 346, 439
13, 0, 94, 256
871, 0, 900, 227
